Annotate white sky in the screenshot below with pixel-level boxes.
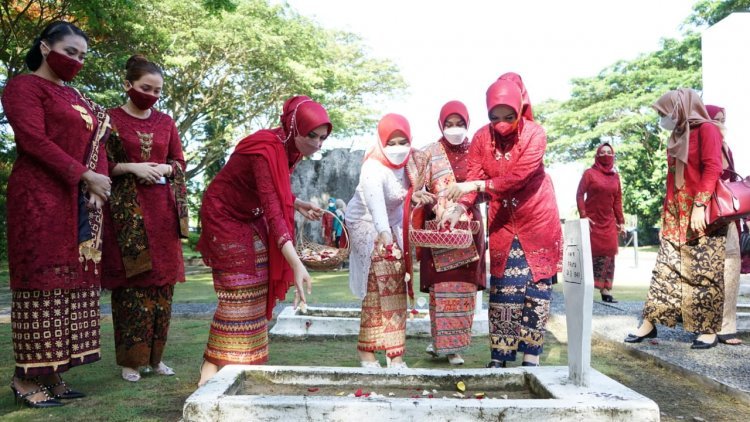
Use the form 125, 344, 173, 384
282, 0, 698, 217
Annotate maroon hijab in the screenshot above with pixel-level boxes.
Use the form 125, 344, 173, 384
592, 143, 616, 175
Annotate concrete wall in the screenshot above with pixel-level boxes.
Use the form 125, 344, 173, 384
702, 13, 750, 176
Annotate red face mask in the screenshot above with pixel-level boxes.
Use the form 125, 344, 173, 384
493, 120, 518, 137
127, 87, 159, 110
46, 50, 83, 82
596, 155, 614, 168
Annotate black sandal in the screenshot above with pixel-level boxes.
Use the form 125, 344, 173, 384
717, 334, 743, 345
44, 375, 85, 400
601, 293, 618, 303
10, 378, 63, 408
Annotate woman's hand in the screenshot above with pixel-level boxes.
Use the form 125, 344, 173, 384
127, 162, 163, 184
292, 262, 312, 309
87, 192, 107, 210
411, 190, 436, 206
691, 205, 707, 232
295, 199, 324, 221
446, 182, 477, 201
374, 231, 393, 255
156, 163, 173, 177
81, 169, 111, 201
438, 205, 465, 230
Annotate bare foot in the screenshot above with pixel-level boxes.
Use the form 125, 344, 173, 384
198, 360, 220, 387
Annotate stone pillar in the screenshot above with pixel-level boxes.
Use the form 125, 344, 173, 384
562, 219, 595, 387
703, 13, 750, 176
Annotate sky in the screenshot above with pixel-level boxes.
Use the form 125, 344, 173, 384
280, 0, 699, 217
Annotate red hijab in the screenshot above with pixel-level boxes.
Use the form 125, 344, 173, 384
438, 100, 470, 131
592, 143, 615, 175
486, 79, 524, 144
365, 113, 412, 169
498, 72, 534, 121
233, 95, 332, 319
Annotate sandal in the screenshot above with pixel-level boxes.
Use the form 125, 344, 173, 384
43, 375, 85, 399
121, 367, 141, 382
153, 362, 176, 376
717, 334, 743, 345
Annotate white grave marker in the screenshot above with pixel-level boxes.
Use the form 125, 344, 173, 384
562, 219, 594, 387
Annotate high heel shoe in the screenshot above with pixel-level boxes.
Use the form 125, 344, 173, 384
44, 375, 85, 400
10, 379, 64, 408
691, 336, 719, 350
624, 326, 657, 343
601, 293, 618, 303
486, 360, 506, 368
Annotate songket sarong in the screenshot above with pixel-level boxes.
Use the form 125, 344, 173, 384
111, 284, 174, 368
11, 288, 101, 377
592, 256, 615, 291
203, 234, 269, 366
642, 228, 726, 333
429, 281, 476, 355
357, 253, 407, 358
489, 238, 552, 362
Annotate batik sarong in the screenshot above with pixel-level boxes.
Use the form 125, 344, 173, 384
111, 284, 174, 368
642, 228, 726, 333
357, 253, 407, 358
204, 234, 269, 366
11, 288, 101, 377
488, 238, 552, 362
592, 255, 615, 290
430, 281, 476, 355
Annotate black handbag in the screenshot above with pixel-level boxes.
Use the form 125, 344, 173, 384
740, 222, 750, 255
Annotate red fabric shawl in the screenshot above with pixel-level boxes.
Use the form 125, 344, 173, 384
576, 143, 624, 257
498, 72, 534, 121
461, 78, 562, 281
232, 95, 331, 318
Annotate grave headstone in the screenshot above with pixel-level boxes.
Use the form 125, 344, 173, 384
562, 219, 594, 387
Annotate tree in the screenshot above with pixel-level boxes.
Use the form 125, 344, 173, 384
537, 0, 749, 243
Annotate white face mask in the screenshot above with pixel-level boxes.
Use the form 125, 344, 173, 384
442, 127, 467, 145
383, 144, 410, 165
659, 115, 676, 131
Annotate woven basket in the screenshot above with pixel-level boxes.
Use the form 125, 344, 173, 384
297, 209, 350, 271
408, 205, 475, 249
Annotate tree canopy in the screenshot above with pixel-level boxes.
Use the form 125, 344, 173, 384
537, 0, 750, 242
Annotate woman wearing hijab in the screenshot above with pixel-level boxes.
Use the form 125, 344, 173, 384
322, 198, 337, 246
2, 21, 111, 407
705, 105, 742, 346
197, 95, 331, 385
347, 113, 432, 369
333, 198, 347, 248
447, 77, 562, 368
576, 143, 625, 303
418, 101, 486, 366
625, 89, 724, 350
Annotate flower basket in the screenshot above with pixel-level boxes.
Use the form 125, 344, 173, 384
408, 205, 475, 249
297, 209, 350, 271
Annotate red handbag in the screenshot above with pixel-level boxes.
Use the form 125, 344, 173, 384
705, 170, 750, 226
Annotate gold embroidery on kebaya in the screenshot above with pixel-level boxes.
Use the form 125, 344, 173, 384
137, 131, 154, 160
71, 104, 93, 131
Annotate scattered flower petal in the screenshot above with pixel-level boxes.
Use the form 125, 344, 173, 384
355, 388, 363, 397
307, 387, 319, 392
456, 381, 466, 392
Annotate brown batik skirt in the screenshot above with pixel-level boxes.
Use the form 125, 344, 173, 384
642, 228, 726, 333
111, 284, 174, 368
11, 288, 101, 377
357, 253, 408, 358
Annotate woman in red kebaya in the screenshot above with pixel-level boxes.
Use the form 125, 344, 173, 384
418, 101, 486, 366
447, 77, 562, 368
625, 89, 724, 350
102, 55, 188, 382
197, 95, 330, 385
576, 143, 625, 303
2, 21, 111, 407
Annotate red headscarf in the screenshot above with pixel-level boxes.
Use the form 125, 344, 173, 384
486, 79, 524, 143
498, 72, 534, 121
593, 142, 615, 175
438, 100, 470, 131
364, 113, 412, 169
706, 104, 735, 179
233, 95, 332, 319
